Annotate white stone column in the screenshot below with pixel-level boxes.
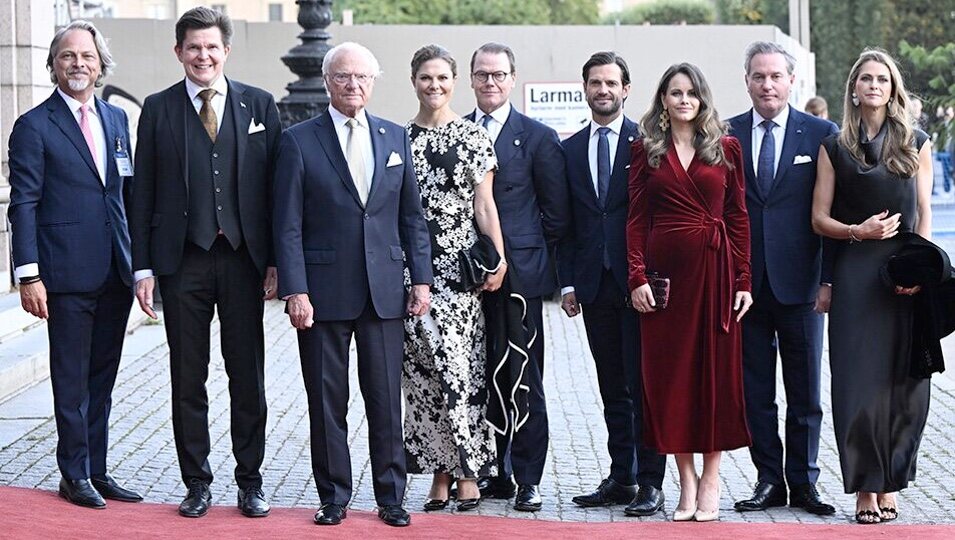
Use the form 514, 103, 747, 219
0, 0, 54, 291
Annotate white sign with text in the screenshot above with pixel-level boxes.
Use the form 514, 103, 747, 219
522, 82, 590, 137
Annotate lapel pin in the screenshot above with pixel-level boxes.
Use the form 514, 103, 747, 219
514, 139, 521, 146
240, 102, 247, 108
628, 135, 635, 142
379, 127, 386, 134
796, 129, 803, 134
115, 137, 123, 153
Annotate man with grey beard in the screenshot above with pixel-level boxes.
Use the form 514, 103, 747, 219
7, 20, 141, 509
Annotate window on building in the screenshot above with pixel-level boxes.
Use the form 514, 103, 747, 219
268, 3, 283, 22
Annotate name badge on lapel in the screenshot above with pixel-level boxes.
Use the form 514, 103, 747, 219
114, 137, 134, 176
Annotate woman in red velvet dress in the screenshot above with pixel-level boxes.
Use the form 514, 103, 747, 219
627, 63, 753, 522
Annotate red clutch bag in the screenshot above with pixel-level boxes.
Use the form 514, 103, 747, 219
645, 272, 670, 310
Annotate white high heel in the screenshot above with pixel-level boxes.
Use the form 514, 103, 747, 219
694, 485, 721, 522
673, 475, 699, 521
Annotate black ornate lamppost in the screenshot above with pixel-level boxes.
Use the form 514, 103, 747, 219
278, 0, 334, 128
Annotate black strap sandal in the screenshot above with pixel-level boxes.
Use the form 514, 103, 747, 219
880, 506, 898, 521
855, 509, 882, 524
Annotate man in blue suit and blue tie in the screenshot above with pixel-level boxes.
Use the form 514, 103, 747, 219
7, 21, 141, 509
557, 51, 667, 517
464, 42, 571, 512
728, 42, 838, 516
273, 42, 433, 528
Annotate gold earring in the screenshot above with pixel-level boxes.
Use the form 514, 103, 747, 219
659, 108, 670, 132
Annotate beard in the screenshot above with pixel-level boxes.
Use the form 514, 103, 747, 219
66, 75, 92, 92
588, 97, 621, 117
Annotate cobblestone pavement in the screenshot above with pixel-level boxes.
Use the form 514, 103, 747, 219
2, 300, 955, 525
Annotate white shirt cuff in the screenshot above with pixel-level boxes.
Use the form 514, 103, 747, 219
14, 263, 39, 280
560, 286, 575, 296
134, 269, 155, 283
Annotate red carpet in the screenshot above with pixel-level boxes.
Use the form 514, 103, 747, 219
2, 486, 951, 539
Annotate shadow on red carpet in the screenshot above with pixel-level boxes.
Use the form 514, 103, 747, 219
2, 486, 951, 539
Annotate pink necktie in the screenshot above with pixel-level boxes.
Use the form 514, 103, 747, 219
79, 104, 99, 169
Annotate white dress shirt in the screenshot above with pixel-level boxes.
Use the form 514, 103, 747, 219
751, 105, 790, 178
473, 103, 512, 144
15, 90, 108, 281
328, 105, 375, 190
185, 75, 228, 134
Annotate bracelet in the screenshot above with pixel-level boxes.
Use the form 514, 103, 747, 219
848, 224, 862, 243
18, 275, 41, 285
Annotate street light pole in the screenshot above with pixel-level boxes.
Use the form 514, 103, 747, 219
277, 0, 334, 128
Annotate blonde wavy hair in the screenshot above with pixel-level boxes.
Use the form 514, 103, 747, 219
639, 63, 727, 169
838, 49, 919, 177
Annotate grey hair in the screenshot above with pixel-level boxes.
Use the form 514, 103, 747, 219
47, 20, 115, 87
743, 41, 796, 75
322, 42, 382, 78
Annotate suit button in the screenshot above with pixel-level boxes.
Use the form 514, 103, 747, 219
213, 153, 219, 158
183, 211, 188, 217
217, 205, 223, 211
602, 212, 608, 218
106, 221, 111, 226
364, 213, 369, 220
214, 170, 220, 175
215, 187, 221, 193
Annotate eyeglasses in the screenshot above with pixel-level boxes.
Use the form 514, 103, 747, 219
329, 72, 375, 85
471, 71, 510, 83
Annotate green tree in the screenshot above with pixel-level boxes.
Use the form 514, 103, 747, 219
606, 0, 715, 25
899, 41, 955, 146
713, 0, 787, 28
548, 0, 600, 24
449, 0, 551, 24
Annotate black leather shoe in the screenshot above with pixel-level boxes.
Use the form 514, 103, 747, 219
456, 498, 480, 512
314, 503, 347, 525
178, 480, 212, 518
237, 486, 271, 517
514, 484, 542, 512
572, 478, 637, 507
472, 476, 516, 499
734, 481, 787, 512
422, 498, 449, 511
59, 478, 106, 509
624, 485, 666, 516
789, 484, 836, 515
378, 505, 411, 527
91, 474, 142, 502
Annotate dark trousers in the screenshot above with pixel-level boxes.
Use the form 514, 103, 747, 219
297, 301, 406, 506
47, 257, 131, 480
159, 238, 267, 490
581, 269, 666, 488
742, 285, 824, 487
493, 295, 548, 485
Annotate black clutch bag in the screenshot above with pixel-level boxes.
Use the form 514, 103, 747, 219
646, 272, 670, 310
455, 234, 502, 292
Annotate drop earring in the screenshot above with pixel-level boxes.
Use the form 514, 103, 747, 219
659, 108, 670, 132
851, 93, 860, 107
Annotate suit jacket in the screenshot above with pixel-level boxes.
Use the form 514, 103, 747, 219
728, 107, 838, 304
465, 106, 570, 298
129, 78, 281, 277
272, 110, 433, 321
556, 116, 639, 304
8, 90, 133, 292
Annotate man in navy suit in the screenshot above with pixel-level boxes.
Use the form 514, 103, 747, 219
728, 42, 838, 515
465, 42, 571, 512
557, 51, 667, 517
7, 21, 141, 509
129, 7, 280, 518
273, 42, 432, 528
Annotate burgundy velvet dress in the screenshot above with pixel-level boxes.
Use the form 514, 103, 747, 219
626, 136, 752, 454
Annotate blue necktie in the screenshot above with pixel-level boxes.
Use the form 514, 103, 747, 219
757, 119, 776, 197
481, 114, 492, 129
597, 127, 611, 207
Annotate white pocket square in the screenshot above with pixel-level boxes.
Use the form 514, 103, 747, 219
248, 119, 265, 134
793, 155, 813, 165
386, 151, 403, 167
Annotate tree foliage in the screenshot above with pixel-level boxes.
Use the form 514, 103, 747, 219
899, 41, 955, 146
714, 0, 787, 28
604, 0, 715, 25
333, 0, 599, 25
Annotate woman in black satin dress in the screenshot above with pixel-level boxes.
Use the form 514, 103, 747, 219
811, 49, 934, 524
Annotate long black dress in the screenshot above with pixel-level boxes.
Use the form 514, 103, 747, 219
824, 126, 930, 493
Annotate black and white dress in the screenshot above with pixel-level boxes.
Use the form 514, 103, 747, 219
402, 118, 498, 477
